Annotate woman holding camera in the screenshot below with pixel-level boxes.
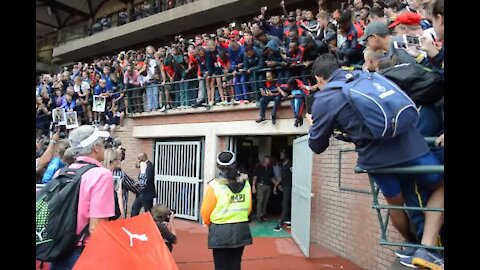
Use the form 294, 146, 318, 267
150, 204, 177, 252
200, 151, 252, 270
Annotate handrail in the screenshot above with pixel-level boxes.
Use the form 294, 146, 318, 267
354, 165, 444, 174
352, 139, 444, 252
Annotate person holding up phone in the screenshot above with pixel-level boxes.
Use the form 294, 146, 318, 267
386, 12, 427, 64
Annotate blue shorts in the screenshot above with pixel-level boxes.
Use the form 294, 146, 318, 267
370, 151, 443, 198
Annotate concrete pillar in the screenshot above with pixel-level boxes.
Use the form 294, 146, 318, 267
203, 130, 217, 192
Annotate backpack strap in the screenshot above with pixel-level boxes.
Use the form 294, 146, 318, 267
76, 224, 90, 249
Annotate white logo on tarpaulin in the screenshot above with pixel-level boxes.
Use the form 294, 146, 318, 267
122, 227, 148, 247
36, 228, 46, 241
373, 82, 387, 92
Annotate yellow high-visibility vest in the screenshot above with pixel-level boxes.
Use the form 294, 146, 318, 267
210, 178, 251, 224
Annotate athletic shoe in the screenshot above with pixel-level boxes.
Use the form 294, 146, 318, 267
412, 248, 444, 270
399, 256, 418, 269
256, 117, 266, 123
244, 100, 250, 104
159, 106, 166, 112
395, 247, 417, 259
273, 224, 282, 232
283, 221, 291, 225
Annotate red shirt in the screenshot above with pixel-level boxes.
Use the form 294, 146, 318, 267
217, 57, 231, 71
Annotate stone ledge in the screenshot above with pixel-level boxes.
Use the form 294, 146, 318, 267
130, 100, 292, 118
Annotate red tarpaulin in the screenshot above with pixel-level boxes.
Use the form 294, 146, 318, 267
73, 213, 178, 270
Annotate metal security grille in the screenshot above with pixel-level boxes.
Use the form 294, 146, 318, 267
154, 141, 202, 221
291, 135, 313, 257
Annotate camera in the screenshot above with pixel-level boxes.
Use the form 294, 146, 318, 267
104, 136, 114, 149
166, 209, 176, 220
50, 123, 66, 139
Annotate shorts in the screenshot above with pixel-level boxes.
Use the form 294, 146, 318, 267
401, 178, 445, 245
116, 96, 126, 112
370, 151, 443, 198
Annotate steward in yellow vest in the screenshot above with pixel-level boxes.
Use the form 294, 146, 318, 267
200, 151, 252, 270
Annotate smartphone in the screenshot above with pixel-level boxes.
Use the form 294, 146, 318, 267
393, 41, 407, 50
403, 35, 422, 47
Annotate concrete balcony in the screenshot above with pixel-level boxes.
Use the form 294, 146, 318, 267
52, 0, 302, 63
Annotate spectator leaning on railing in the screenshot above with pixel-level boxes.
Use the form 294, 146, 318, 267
306, 53, 444, 269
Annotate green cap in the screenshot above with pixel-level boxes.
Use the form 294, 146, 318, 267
359, 21, 390, 42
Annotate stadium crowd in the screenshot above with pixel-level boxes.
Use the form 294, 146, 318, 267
36, 0, 444, 268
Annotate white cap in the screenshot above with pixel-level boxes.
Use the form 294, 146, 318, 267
71, 126, 110, 149
216, 151, 236, 166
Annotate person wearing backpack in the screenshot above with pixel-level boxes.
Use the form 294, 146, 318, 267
37, 125, 114, 270
306, 54, 444, 269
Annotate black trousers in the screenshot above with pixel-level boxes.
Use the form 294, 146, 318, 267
131, 193, 153, 217
212, 247, 245, 270
280, 185, 292, 223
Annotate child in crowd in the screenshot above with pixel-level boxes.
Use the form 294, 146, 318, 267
104, 104, 121, 137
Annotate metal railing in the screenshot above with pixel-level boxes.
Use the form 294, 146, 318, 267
35, 66, 314, 136
122, 66, 314, 114
354, 138, 444, 251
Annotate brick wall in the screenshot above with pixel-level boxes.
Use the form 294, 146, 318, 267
310, 138, 403, 270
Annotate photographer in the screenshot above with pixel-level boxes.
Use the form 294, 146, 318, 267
151, 204, 177, 252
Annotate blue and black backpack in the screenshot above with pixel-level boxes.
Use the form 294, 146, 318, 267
327, 70, 418, 140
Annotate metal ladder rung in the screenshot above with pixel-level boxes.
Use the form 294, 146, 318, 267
355, 165, 444, 174
372, 204, 444, 212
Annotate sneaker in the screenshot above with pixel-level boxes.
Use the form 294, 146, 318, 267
159, 106, 166, 112
208, 101, 214, 107
273, 224, 282, 232
395, 247, 417, 259
233, 100, 241, 105
294, 119, 299, 127
283, 221, 291, 225
256, 117, 266, 123
399, 256, 418, 269
299, 117, 304, 126
239, 100, 245, 104
412, 248, 444, 270
244, 100, 250, 104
